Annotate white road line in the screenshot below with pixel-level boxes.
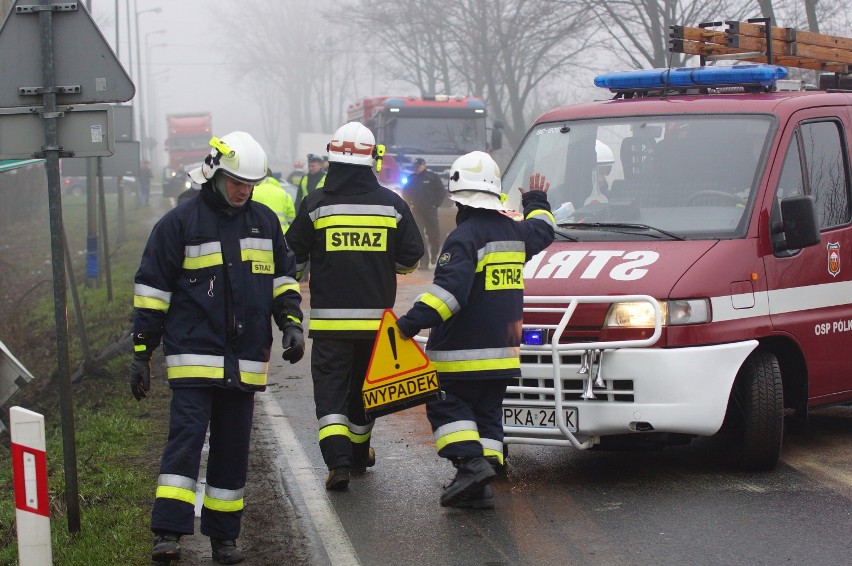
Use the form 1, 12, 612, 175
257, 392, 361, 566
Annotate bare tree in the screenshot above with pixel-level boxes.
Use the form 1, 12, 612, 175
756, 0, 776, 21
340, 0, 454, 96
219, 0, 365, 164
580, 0, 755, 69
343, 0, 595, 147
803, 0, 819, 32
442, 0, 594, 146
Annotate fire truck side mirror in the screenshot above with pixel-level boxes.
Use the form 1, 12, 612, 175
778, 196, 820, 251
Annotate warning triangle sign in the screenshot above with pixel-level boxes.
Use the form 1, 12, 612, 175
365, 310, 431, 385
363, 310, 440, 417
0, 1, 135, 108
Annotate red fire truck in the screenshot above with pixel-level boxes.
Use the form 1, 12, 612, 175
499, 22, 852, 470
346, 95, 501, 189
163, 112, 212, 198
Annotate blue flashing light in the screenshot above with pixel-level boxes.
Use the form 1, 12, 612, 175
400, 175, 409, 186
522, 329, 544, 346
594, 64, 788, 92
467, 99, 486, 109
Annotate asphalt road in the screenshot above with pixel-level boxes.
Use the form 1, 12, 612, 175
262, 272, 852, 566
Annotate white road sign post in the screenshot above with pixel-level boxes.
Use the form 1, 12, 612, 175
0, 1, 135, 533
10, 406, 52, 566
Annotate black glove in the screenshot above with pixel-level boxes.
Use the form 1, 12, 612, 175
281, 322, 305, 364
130, 357, 151, 401
130, 329, 161, 400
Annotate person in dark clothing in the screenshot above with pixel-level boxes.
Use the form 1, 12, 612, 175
405, 157, 446, 268
285, 122, 424, 492
396, 151, 555, 509
138, 160, 153, 207
130, 131, 304, 564
295, 153, 326, 211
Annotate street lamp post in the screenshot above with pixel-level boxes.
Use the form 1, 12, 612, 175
134, 5, 162, 162
148, 72, 169, 174
141, 30, 166, 161
146, 44, 167, 171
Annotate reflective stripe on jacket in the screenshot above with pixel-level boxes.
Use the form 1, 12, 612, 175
286, 166, 424, 340
397, 191, 555, 380
132, 184, 302, 391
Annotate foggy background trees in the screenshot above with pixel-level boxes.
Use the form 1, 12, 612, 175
2, 0, 851, 166
215, 0, 851, 164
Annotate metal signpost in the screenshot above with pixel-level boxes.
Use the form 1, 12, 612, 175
0, 0, 134, 533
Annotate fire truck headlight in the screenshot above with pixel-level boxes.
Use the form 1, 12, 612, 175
605, 301, 661, 327
604, 299, 710, 327
666, 299, 710, 325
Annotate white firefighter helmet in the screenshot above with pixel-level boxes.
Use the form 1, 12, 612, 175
596, 140, 614, 166
447, 150, 504, 211
327, 122, 376, 166
188, 131, 268, 185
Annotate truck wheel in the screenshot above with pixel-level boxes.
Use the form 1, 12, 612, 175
730, 350, 783, 471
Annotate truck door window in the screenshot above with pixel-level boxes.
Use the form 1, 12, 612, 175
799, 120, 851, 229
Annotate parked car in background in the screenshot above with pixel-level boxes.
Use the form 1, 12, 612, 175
62, 175, 137, 197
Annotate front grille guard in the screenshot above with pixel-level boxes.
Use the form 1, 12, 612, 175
510, 295, 662, 449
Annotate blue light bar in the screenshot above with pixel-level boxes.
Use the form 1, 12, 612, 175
594, 64, 788, 92
522, 329, 544, 346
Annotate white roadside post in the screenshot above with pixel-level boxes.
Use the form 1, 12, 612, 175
10, 406, 52, 565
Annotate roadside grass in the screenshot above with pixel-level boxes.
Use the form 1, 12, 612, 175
0, 191, 170, 565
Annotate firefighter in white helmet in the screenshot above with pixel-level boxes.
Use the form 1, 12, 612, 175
131, 131, 304, 563
285, 121, 424, 491
396, 150, 555, 509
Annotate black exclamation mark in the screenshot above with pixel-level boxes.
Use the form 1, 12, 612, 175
387, 327, 400, 369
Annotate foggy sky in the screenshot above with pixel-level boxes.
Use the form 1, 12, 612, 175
93, 0, 280, 169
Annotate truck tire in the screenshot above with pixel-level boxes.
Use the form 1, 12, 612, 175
730, 350, 784, 471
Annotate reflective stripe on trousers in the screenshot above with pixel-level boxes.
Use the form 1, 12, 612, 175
312, 338, 375, 470
151, 387, 254, 539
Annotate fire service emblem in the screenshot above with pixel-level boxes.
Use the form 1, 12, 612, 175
827, 242, 840, 277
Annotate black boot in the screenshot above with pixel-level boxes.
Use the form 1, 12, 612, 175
485, 455, 504, 475
440, 457, 496, 507
211, 538, 245, 564
452, 484, 495, 509
352, 447, 376, 476
151, 532, 181, 563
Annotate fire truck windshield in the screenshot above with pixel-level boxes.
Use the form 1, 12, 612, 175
502, 114, 774, 240
385, 117, 486, 155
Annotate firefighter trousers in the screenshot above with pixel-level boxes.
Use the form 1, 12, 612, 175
311, 338, 375, 471
151, 387, 255, 541
412, 205, 441, 265
426, 377, 510, 464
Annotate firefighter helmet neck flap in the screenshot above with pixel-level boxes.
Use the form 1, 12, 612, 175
447, 151, 505, 211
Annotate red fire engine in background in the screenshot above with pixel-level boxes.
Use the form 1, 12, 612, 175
163, 112, 212, 198
346, 95, 502, 190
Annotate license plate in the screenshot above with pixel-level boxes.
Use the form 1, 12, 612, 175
502, 406, 577, 432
